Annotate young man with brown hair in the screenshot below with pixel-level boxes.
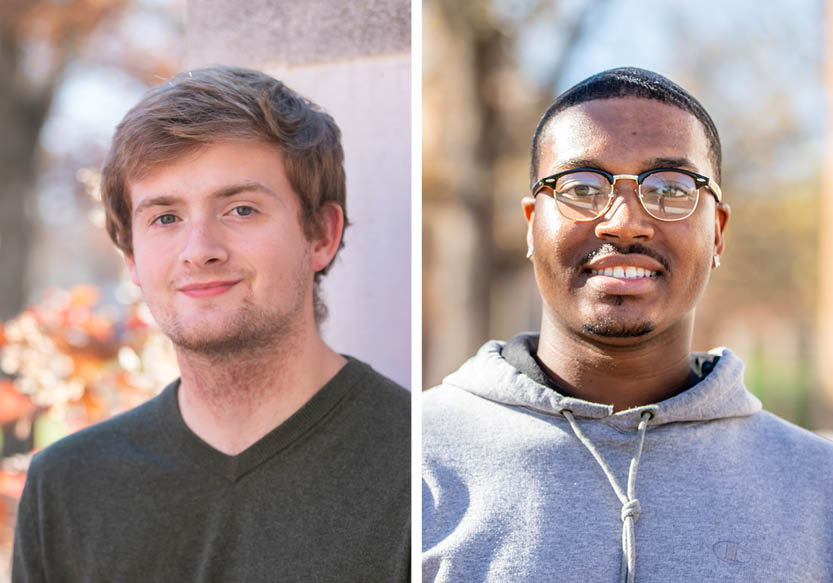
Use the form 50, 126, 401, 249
14, 66, 410, 582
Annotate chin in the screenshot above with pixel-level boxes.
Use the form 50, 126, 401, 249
581, 318, 655, 339
165, 319, 290, 356
154, 303, 303, 357
171, 332, 272, 355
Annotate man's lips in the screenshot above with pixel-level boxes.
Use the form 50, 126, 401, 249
579, 243, 670, 273
583, 253, 665, 275
177, 280, 241, 298
582, 254, 664, 295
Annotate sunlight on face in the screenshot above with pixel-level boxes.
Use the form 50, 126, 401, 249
126, 140, 316, 356
526, 98, 728, 345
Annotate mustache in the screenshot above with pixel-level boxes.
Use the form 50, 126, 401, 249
579, 243, 671, 273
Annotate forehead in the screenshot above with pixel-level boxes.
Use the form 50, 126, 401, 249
127, 140, 290, 210
537, 98, 713, 179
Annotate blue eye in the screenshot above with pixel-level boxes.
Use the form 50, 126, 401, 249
233, 206, 255, 216
155, 214, 177, 225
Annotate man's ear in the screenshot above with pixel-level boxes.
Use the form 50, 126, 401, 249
714, 202, 730, 258
124, 253, 141, 287
522, 196, 536, 253
310, 203, 345, 272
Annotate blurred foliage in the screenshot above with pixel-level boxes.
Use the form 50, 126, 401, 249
746, 350, 814, 429
697, 182, 819, 336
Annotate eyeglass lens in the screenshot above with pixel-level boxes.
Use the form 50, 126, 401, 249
552, 170, 699, 221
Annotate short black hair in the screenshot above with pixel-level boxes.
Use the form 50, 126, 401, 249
530, 67, 721, 187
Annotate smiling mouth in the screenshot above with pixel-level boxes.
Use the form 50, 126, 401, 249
589, 266, 658, 279
582, 255, 663, 296
178, 280, 241, 298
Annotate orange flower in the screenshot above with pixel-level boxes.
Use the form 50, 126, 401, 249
0, 381, 34, 425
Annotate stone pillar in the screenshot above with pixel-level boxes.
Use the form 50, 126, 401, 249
185, 0, 411, 388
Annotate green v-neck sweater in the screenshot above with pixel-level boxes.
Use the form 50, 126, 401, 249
13, 357, 410, 582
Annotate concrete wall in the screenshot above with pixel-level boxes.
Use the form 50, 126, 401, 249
185, 0, 411, 388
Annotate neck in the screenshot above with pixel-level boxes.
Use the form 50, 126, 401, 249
536, 313, 694, 411
174, 323, 346, 455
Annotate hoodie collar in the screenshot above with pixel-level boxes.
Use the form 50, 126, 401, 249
442, 338, 761, 431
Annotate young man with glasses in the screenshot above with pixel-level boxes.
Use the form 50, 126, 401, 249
423, 67, 833, 582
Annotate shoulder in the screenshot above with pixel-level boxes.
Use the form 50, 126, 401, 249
26, 384, 172, 481
342, 357, 409, 414
345, 357, 410, 406
715, 410, 833, 514
725, 409, 833, 493
422, 339, 520, 433
423, 341, 529, 453
423, 383, 486, 423
317, 358, 410, 484
747, 410, 833, 459
334, 357, 410, 439
423, 382, 517, 466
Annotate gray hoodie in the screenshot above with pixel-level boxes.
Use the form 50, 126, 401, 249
423, 338, 833, 582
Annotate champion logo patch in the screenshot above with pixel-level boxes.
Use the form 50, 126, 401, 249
712, 540, 750, 565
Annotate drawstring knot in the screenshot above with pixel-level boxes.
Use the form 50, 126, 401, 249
562, 409, 653, 583
620, 498, 641, 522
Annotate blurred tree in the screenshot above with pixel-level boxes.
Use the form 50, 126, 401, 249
423, 0, 507, 386
0, 0, 130, 320
0, 0, 181, 322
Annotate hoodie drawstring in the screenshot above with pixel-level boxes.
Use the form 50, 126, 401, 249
562, 409, 653, 583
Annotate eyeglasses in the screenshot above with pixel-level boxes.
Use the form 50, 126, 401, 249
532, 167, 722, 222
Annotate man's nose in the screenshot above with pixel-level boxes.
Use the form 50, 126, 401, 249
179, 219, 229, 266
594, 181, 655, 241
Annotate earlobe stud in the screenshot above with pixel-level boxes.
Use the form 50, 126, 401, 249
712, 254, 721, 269
526, 244, 534, 259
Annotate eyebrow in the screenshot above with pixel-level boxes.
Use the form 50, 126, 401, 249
552, 157, 701, 174
132, 181, 278, 219
643, 157, 699, 171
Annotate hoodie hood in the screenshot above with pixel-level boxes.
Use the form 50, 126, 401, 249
441, 337, 761, 431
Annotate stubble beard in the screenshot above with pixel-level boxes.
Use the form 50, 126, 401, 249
580, 296, 655, 338
582, 319, 654, 338
152, 264, 310, 360
164, 293, 305, 358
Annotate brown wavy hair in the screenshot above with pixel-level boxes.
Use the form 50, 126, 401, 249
101, 65, 347, 322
